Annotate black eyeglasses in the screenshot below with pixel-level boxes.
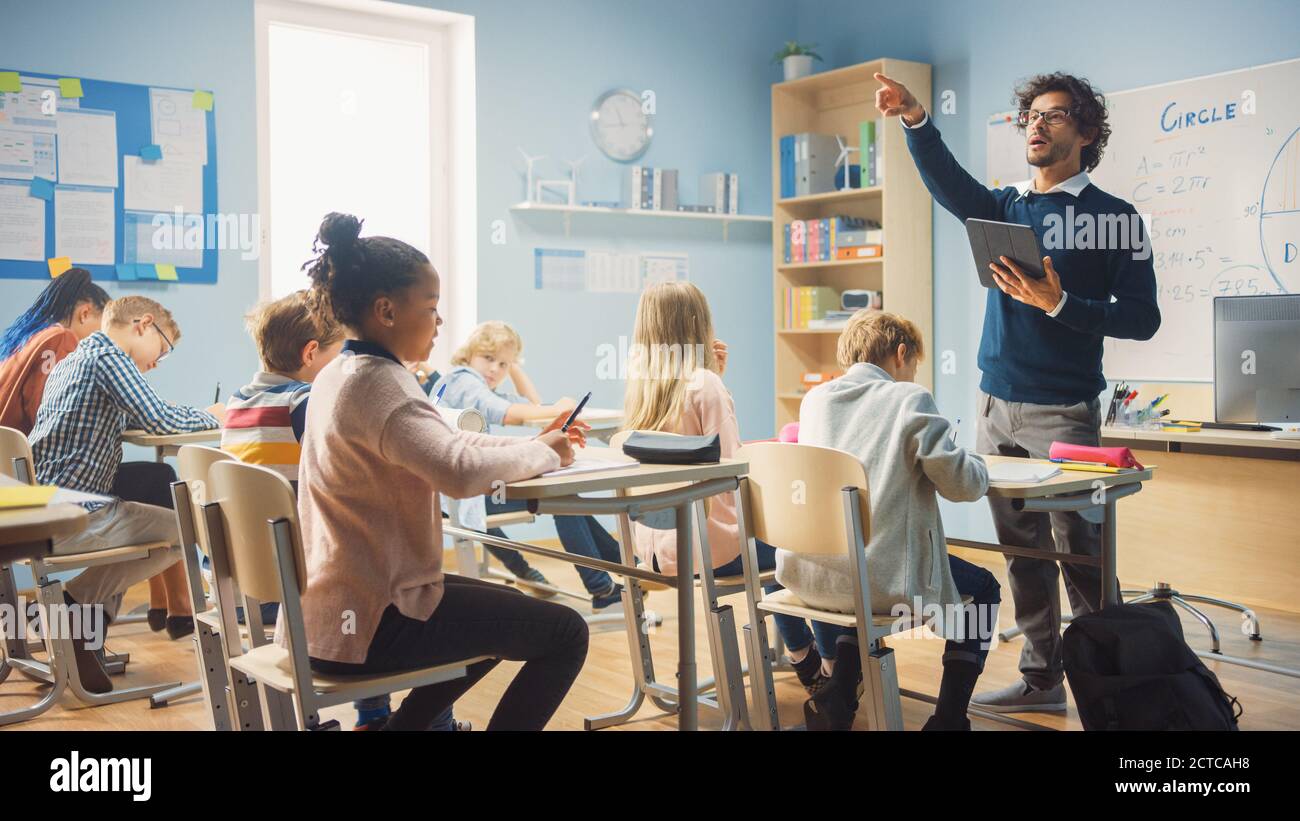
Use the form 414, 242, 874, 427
134, 319, 174, 363
1017, 108, 1072, 128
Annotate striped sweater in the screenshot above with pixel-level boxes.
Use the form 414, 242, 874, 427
221, 372, 311, 483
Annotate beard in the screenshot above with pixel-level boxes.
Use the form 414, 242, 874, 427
1027, 137, 1073, 168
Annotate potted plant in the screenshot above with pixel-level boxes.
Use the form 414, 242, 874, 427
773, 41, 823, 82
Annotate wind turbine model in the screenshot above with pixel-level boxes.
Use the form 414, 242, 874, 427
518, 147, 545, 202
563, 156, 586, 206
834, 135, 860, 191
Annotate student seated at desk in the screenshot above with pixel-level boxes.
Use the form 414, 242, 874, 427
623, 281, 843, 694
30, 296, 225, 693
781, 310, 1000, 730
297, 212, 588, 730
434, 320, 627, 610
0, 268, 110, 435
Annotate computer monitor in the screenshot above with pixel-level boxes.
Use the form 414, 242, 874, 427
1214, 294, 1300, 423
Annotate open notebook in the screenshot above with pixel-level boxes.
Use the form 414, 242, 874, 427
540, 453, 638, 478
986, 462, 1062, 484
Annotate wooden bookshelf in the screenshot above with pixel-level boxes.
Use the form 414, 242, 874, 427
772, 58, 933, 427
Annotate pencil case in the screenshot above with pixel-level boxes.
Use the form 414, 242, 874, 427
1048, 442, 1144, 470
622, 432, 721, 464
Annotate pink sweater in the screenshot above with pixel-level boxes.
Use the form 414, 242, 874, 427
632, 368, 742, 576
289, 349, 561, 663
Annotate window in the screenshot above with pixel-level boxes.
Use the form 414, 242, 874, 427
255, 0, 475, 369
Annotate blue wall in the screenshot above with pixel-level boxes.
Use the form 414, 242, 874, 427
796, 0, 1300, 539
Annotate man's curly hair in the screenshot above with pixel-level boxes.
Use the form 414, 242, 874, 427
1014, 72, 1111, 172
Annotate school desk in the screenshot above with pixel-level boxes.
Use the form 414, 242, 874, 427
444, 453, 747, 732
122, 429, 221, 462
948, 454, 1155, 610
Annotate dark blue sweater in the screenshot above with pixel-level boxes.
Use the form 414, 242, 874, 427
903, 117, 1160, 404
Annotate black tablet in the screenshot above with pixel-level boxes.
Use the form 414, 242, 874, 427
966, 218, 1046, 288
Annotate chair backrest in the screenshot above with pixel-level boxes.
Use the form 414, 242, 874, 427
0, 426, 35, 484
177, 445, 235, 502
206, 460, 306, 604
734, 441, 871, 556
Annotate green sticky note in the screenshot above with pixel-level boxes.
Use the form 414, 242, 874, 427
58, 78, 84, 98
192, 89, 213, 111
0, 72, 21, 93
156, 263, 179, 281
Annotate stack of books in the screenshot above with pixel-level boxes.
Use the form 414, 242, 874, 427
782, 286, 840, 329
783, 216, 881, 263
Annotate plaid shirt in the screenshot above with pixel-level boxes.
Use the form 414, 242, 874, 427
31, 331, 219, 500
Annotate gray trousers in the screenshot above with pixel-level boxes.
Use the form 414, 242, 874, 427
975, 390, 1103, 689
58, 501, 182, 624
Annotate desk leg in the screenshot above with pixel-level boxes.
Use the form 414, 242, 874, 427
676, 502, 697, 732
1101, 499, 1119, 607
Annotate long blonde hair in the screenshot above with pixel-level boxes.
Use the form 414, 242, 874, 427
622, 281, 719, 432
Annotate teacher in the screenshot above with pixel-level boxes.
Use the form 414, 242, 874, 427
875, 71, 1160, 714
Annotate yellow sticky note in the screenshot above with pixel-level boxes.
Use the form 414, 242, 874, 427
0, 485, 57, 510
47, 257, 72, 278
192, 89, 213, 111
58, 77, 84, 98
0, 72, 22, 93
156, 263, 179, 281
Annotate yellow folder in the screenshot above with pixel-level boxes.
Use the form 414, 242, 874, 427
0, 485, 59, 510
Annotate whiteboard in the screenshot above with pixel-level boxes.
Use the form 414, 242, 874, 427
1090, 58, 1299, 381
986, 110, 1030, 189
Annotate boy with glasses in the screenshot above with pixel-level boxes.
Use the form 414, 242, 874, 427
30, 296, 224, 693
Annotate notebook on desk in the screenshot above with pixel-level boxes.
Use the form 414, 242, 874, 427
987, 462, 1061, 484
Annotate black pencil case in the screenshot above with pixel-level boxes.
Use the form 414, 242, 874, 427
622, 432, 721, 464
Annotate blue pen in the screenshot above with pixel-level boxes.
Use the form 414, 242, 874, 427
433, 383, 447, 406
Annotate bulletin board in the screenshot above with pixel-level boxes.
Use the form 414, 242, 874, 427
0, 67, 218, 283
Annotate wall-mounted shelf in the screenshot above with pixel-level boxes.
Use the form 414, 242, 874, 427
510, 201, 771, 241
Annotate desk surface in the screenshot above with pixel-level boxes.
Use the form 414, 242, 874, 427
0, 476, 88, 558
983, 454, 1153, 499
506, 455, 747, 499
122, 429, 221, 447
1101, 425, 1300, 451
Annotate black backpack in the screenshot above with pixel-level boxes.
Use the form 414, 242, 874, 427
1063, 601, 1242, 730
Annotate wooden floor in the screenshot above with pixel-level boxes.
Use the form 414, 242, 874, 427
3, 543, 1297, 731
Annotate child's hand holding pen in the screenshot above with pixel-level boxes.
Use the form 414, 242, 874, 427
539, 408, 588, 448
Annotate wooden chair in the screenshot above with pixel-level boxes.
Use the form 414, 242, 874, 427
734, 441, 933, 731
161, 445, 236, 726
202, 460, 487, 730
0, 426, 179, 726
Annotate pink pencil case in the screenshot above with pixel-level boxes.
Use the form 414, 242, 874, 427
1048, 441, 1144, 470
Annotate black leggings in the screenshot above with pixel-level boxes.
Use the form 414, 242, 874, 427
310, 574, 589, 731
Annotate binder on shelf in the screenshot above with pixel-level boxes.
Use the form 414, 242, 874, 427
795, 133, 842, 196
779, 135, 796, 199
728, 173, 739, 214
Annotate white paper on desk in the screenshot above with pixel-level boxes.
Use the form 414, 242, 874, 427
56, 108, 117, 188
987, 462, 1061, 483
540, 454, 638, 478
50, 488, 113, 506
149, 87, 208, 166
123, 155, 202, 214
0, 179, 46, 261
54, 185, 115, 265
0, 127, 36, 179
